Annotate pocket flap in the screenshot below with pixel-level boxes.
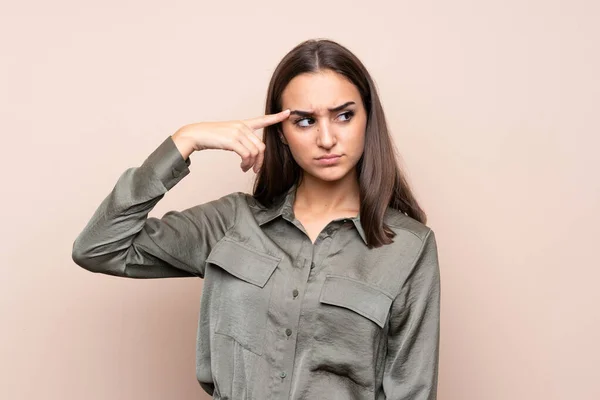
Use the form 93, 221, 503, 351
206, 237, 280, 287
319, 275, 393, 328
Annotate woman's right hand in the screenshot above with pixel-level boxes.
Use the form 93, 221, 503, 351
171, 109, 291, 173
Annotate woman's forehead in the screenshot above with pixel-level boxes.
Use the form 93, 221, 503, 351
282, 72, 360, 111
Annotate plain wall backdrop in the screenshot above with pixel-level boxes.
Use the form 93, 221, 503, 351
1, 1, 598, 399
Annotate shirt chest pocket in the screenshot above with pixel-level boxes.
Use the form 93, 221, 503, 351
313, 275, 394, 390
315, 275, 394, 346
206, 237, 281, 356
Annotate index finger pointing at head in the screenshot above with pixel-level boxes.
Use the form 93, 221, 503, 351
244, 109, 291, 131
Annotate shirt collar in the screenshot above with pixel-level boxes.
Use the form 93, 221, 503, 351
251, 183, 368, 245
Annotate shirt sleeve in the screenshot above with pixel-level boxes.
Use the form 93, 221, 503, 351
71, 135, 236, 279
382, 229, 441, 399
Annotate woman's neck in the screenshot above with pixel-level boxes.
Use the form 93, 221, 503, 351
294, 174, 360, 215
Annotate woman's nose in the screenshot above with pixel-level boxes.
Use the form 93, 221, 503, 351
316, 121, 336, 147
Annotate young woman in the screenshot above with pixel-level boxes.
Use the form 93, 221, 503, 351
72, 39, 441, 400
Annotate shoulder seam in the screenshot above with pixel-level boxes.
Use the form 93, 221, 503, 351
388, 224, 423, 240
396, 228, 433, 297
226, 192, 242, 235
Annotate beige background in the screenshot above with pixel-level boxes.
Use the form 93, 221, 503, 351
1, 1, 598, 399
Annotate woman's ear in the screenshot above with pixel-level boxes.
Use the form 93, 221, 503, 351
278, 128, 288, 145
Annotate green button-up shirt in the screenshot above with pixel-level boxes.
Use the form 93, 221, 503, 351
72, 135, 441, 399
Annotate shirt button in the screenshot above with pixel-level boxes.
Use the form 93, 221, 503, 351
285, 328, 292, 336
292, 289, 299, 298
280, 371, 287, 378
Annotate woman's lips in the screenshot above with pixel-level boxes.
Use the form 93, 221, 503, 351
316, 155, 342, 165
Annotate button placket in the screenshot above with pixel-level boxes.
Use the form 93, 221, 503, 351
274, 255, 307, 392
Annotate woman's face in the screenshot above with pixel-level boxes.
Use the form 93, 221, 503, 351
279, 69, 367, 183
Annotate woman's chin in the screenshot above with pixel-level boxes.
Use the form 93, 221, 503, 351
306, 168, 353, 183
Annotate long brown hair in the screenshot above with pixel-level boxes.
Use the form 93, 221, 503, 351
253, 38, 426, 249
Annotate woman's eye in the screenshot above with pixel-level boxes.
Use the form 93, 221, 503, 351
293, 111, 354, 128
295, 117, 314, 128
339, 111, 354, 121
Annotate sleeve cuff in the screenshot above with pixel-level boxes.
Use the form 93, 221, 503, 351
140, 135, 192, 190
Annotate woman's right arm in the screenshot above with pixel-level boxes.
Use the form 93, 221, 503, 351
71, 109, 290, 279
71, 134, 233, 278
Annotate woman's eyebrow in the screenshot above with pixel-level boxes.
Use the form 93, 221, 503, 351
289, 101, 356, 117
